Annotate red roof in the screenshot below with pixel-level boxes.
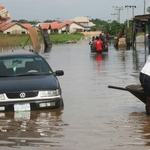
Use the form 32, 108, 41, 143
40, 23, 51, 29
0, 22, 31, 31
0, 23, 6, 27
0, 22, 17, 31
39, 22, 60, 29
50, 21, 74, 29
21, 23, 31, 28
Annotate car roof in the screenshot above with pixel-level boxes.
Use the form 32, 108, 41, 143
0, 49, 40, 58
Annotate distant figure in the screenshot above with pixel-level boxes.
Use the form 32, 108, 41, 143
106, 33, 110, 39
89, 36, 96, 51
94, 36, 103, 54
102, 36, 108, 49
140, 34, 150, 115
99, 33, 102, 40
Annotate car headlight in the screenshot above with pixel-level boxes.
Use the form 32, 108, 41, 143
0, 94, 5, 100
39, 89, 60, 97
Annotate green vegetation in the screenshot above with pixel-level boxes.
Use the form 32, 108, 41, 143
0, 32, 84, 48
0, 33, 32, 48
50, 32, 84, 44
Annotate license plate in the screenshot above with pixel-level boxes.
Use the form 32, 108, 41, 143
14, 103, 30, 112
14, 111, 31, 120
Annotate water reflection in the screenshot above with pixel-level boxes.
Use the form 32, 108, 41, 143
0, 109, 68, 148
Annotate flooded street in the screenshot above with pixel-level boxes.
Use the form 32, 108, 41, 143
1, 37, 150, 150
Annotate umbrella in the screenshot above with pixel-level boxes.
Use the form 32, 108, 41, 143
0, 5, 10, 23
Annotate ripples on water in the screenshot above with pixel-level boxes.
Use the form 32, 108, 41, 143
1, 38, 150, 150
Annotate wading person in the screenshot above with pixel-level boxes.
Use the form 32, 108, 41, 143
102, 36, 108, 49
89, 36, 95, 52
94, 36, 103, 54
140, 34, 150, 115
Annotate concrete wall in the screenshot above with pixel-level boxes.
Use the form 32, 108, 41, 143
3, 24, 28, 34
69, 23, 83, 33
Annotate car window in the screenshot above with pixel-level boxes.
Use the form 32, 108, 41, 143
0, 57, 52, 77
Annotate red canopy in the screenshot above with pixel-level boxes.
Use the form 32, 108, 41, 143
0, 5, 10, 23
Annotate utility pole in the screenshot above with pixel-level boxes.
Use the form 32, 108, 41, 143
144, 0, 146, 14
113, 6, 123, 23
111, 13, 117, 21
125, 5, 131, 28
132, 6, 136, 18
125, 5, 136, 28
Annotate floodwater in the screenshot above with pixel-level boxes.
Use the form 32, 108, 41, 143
1, 37, 150, 150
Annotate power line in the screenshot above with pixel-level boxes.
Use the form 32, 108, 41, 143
113, 6, 123, 23
133, 0, 138, 5
111, 13, 117, 21
137, 0, 144, 8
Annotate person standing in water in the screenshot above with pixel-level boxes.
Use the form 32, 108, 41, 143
140, 35, 150, 115
94, 36, 103, 54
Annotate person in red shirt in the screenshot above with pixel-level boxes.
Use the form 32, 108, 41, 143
94, 36, 103, 53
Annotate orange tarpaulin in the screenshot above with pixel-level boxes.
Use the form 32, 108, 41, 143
0, 5, 10, 23
28, 27, 41, 52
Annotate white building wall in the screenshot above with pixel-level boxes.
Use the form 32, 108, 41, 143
69, 23, 84, 33
3, 24, 28, 34
58, 26, 66, 34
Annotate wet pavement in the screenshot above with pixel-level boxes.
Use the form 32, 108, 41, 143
1, 37, 150, 150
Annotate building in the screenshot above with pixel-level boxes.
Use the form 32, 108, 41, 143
0, 22, 31, 34
70, 17, 95, 27
40, 21, 84, 34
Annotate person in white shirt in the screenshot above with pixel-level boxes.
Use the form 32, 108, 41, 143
140, 49, 150, 115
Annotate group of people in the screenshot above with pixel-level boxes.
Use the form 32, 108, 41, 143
89, 33, 108, 54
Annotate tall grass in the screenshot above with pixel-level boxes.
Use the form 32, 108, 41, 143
0, 32, 84, 48
50, 33, 84, 44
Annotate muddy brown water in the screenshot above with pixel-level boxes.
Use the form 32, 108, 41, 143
0, 38, 150, 150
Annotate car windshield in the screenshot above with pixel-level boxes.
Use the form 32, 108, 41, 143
84, 26, 90, 28
0, 57, 52, 77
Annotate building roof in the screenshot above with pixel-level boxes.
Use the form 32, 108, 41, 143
40, 23, 51, 29
70, 17, 89, 23
0, 22, 31, 31
21, 23, 31, 28
0, 23, 6, 28
39, 21, 84, 30
50, 21, 74, 29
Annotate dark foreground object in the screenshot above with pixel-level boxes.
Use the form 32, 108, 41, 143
108, 84, 146, 104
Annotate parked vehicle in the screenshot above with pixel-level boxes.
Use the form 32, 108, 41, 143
84, 26, 90, 32
0, 49, 64, 112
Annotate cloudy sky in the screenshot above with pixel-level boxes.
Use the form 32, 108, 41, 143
1, 0, 150, 23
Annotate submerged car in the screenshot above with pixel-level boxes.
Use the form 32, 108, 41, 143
0, 49, 64, 112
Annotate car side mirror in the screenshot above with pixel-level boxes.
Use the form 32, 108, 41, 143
54, 70, 64, 76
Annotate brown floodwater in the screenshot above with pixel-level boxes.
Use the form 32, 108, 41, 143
0, 38, 150, 150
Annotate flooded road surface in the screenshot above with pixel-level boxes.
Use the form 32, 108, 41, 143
1, 37, 150, 150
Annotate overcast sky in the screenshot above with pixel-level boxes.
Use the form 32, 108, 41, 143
1, 0, 150, 23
